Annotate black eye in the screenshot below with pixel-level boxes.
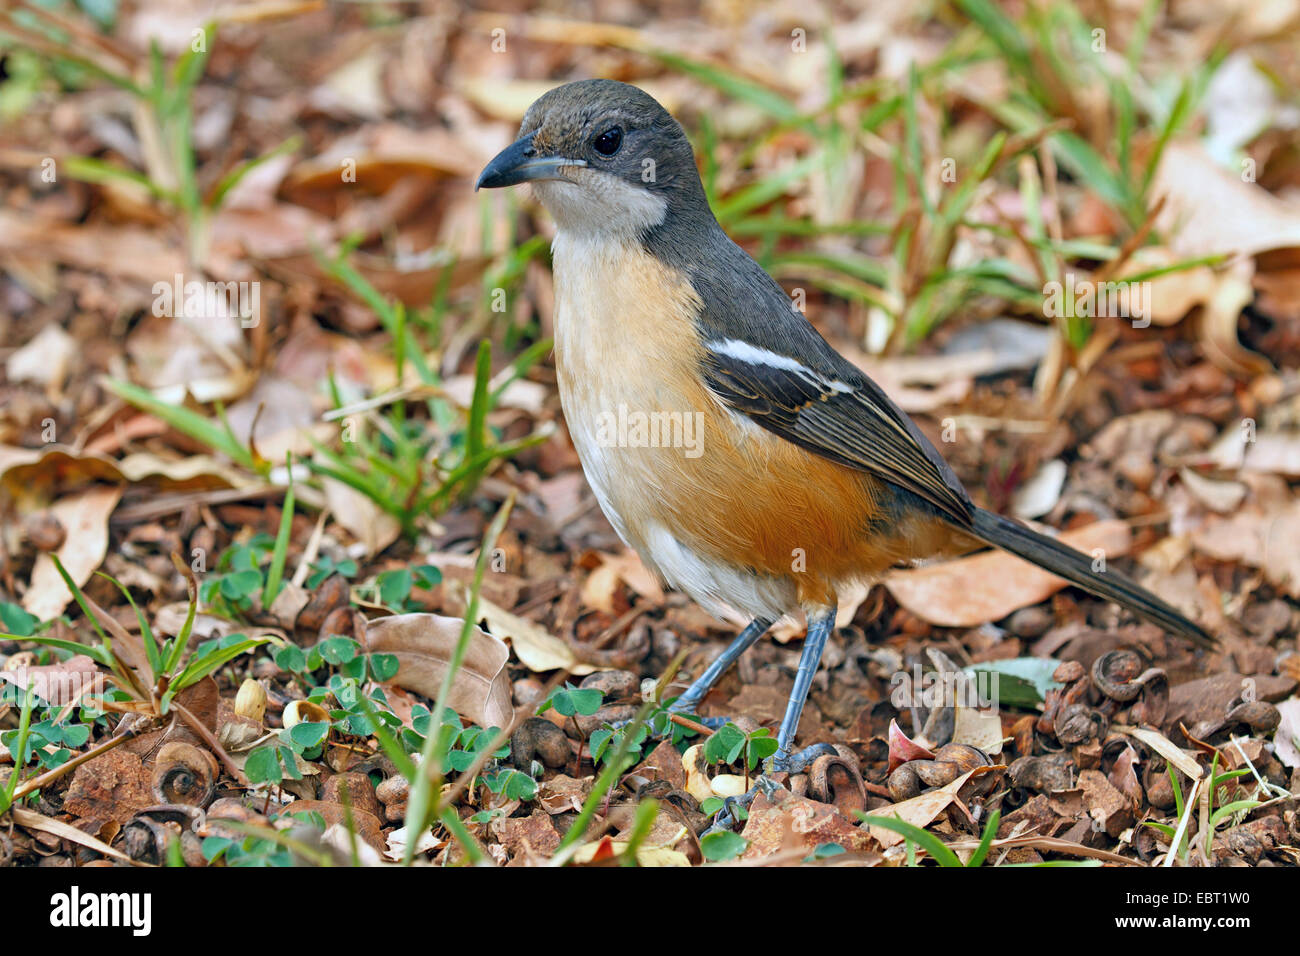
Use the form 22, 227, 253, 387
592, 127, 622, 156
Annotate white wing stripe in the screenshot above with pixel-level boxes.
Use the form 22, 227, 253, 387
705, 338, 854, 394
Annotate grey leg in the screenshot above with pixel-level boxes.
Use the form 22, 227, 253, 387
698, 608, 839, 834
770, 605, 838, 774
669, 617, 772, 718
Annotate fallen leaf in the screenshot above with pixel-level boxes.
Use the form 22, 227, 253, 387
23, 485, 123, 621
364, 613, 514, 728
1113, 725, 1203, 780
468, 589, 595, 676
1190, 475, 1300, 597
6, 324, 76, 393
1274, 698, 1300, 769
322, 476, 400, 557
863, 769, 976, 848
950, 706, 1004, 755
11, 808, 140, 866
887, 718, 935, 773
885, 520, 1132, 628
0, 654, 103, 705
1153, 140, 1300, 259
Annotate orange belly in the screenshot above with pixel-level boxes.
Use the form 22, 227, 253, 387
551, 234, 965, 616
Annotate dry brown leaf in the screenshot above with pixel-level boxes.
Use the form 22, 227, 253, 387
6, 324, 76, 394
863, 769, 976, 848
1153, 140, 1300, 259
1113, 725, 1204, 780
11, 808, 141, 866
0, 446, 247, 512
884, 520, 1132, 628
467, 589, 594, 676
0, 654, 103, 705
951, 706, 1005, 755
364, 612, 513, 729
1190, 474, 1300, 597
580, 549, 665, 614
23, 485, 123, 621
1118, 247, 1220, 325
321, 477, 400, 557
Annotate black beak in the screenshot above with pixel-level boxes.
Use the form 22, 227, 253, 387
475, 134, 586, 191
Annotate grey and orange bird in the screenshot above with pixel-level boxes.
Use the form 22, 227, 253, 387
477, 79, 1214, 777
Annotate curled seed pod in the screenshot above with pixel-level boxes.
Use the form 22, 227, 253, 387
151, 742, 219, 807
234, 679, 267, 723
296, 572, 351, 635
913, 759, 961, 788
635, 779, 673, 801
202, 797, 268, 841
23, 513, 65, 552
1052, 660, 1087, 684
1055, 704, 1107, 745
1143, 761, 1175, 809
888, 763, 922, 802
511, 717, 570, 769
1091, 650, 1147, 702
807, 754, 867, 817
1008, 753, 1075, 793
283, 699, 329, 728
661, 788, 708, 835
578, 669, 639, 700
123, 807, 208, 868
1128, 670, 1169, 727
1224, 701, 1280, 734
933, 743, 990, 774
118, 816, 180, 864
375, 775, 409, 807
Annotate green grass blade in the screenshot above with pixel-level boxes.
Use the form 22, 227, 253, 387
262, 464, 295, 609
98, 572, 161, 682
0, 684, 38, 813
402, 494, 515, 864
1, 634, 112, 668
966, 809, 1001, 867
103, 379, 262, 473
860, 814, 964, 867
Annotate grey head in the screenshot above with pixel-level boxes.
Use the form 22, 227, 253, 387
476, 79, 715, 240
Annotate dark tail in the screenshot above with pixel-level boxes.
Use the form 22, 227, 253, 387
969, 508, 1216, 649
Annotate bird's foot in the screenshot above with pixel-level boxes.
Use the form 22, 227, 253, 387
767, 742, 838, 776
700, 745, 838, 834
701, 776, 783, 835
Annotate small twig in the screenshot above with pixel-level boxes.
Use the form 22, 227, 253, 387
590, 605, 647, 650
668, 713, 713, 736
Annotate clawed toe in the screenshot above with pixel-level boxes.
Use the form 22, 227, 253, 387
767, 742, 837, 775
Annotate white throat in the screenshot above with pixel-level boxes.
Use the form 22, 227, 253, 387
531, 167, 667, 240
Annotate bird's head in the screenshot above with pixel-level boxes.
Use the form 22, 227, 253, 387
475, 79, 709, 238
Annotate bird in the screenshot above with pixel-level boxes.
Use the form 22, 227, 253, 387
476, 78, 1214, 778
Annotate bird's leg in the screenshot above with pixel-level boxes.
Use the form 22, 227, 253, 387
667, 617, 772, 728
701, 608, 840, 835
609, 618, 772, 739
768, 605, 838, 774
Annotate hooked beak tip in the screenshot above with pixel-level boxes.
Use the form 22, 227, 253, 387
476, 134, 588, 191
